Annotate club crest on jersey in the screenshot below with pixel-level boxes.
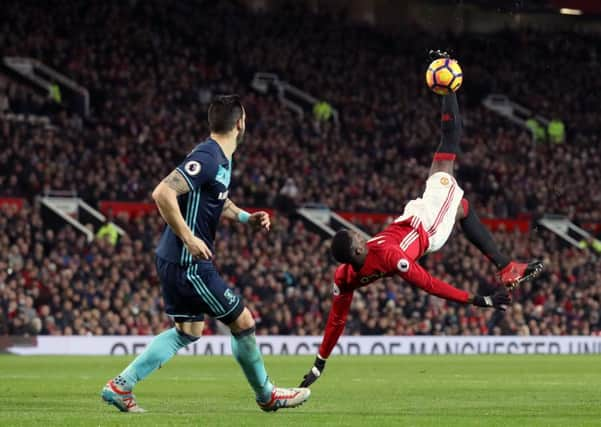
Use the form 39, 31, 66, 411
397, 259, 410, 272
224, 289, 237, 305
184, 161, 201, 176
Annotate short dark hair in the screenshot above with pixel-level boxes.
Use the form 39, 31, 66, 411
330, 229, 354, 264
208, 95, 243, 133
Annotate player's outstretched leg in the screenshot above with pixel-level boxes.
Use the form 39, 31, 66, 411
430, 92, 462, 177
101, 326, 200, 412
229, 308, 310, 412
459, 199, 544, 288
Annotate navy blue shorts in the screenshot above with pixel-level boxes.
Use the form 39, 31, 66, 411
156, 256, 244, 325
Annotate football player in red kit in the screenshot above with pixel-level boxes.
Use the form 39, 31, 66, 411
299, 51, 544, 388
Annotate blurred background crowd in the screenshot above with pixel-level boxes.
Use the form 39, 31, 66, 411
2, 202, 599, 337
1, 0, 599, 337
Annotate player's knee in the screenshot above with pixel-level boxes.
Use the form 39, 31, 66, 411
175, 321, 204, 340
457, 198, 469, 220
228, 307, 255, 334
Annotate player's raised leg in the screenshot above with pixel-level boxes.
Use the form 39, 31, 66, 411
425, 52, 543, 288
229, 308, 310, 412
457, 198, 544, 288
429, 54, 462, 177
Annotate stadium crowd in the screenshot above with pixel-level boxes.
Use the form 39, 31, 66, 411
1, 202, 599, 337
1, 0, 601, 221
1, 1, 600, 337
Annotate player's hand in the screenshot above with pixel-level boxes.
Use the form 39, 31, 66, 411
472, 290, 511, 311
248, 211, 270, 232
299, 356, 326, 387
184, 235, 213, 260
429, 49, 451, 60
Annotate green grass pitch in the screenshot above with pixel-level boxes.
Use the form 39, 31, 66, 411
0, 355, 599, 426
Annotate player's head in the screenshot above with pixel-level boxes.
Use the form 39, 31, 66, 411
330, 229, 368, 267
208, 94, 246, 146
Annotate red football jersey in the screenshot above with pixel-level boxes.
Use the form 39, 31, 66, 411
334, 217, 430, 292
319, 217, 470, 359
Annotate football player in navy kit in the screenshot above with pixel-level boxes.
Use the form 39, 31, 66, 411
101, 95, 310, 413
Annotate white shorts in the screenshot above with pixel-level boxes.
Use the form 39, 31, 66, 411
395, 172, 464, 253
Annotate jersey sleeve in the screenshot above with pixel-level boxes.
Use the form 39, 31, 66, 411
175, 150, 218, 191
384, 248, 470, 304
318, 281, 353, 359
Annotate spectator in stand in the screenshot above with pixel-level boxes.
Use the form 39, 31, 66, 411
275, 178, 300, 218
0, 307, 8, 335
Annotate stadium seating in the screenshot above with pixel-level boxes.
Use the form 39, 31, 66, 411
1, 1, 599, 337
1, 203, 599, 337
2, 1, 600, 219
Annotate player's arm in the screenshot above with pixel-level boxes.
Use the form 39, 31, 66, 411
299, 286, 353, 387
152, 169, 212, 260
221, 198, 270, 231
152, 152, 217, 259
152, 169, 194, 242
429, 50, 461, 177
393, 253, 510, 309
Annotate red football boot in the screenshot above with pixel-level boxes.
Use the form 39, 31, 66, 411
498, 261, 544, 289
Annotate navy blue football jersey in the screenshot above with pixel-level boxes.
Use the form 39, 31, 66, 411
156, 138, 231, 265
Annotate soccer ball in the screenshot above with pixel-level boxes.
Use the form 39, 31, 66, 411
425, 58, 463, 95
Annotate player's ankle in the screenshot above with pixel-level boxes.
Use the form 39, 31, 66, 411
256, 379, 274, 404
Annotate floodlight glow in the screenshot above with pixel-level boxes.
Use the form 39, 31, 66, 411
559, 8, 583, 15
